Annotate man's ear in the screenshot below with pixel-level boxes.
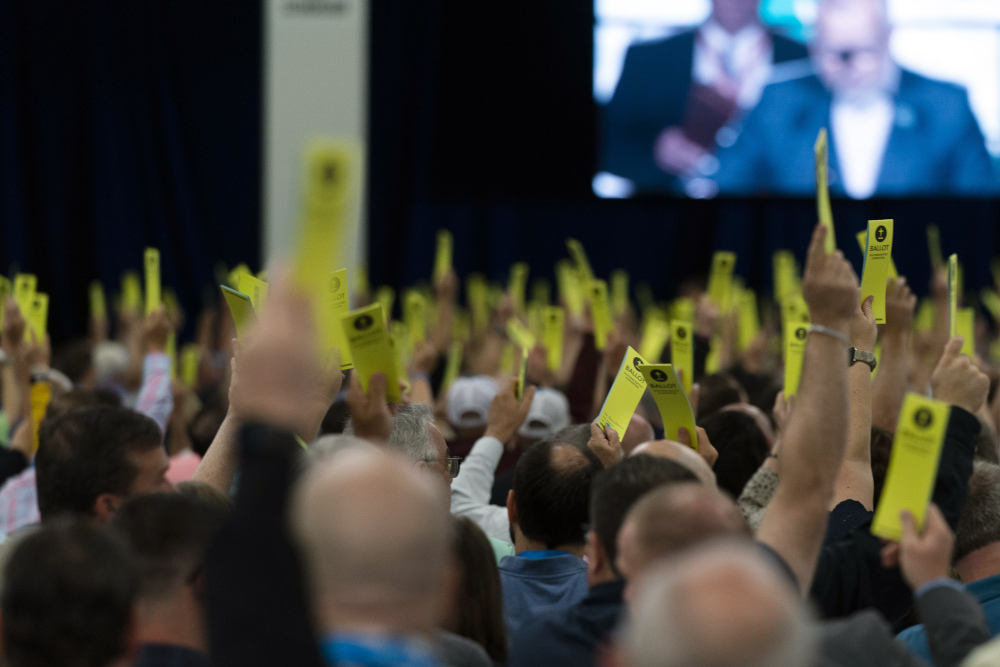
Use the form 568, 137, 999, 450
92, 493, 123, 525
587, 530, 607, 580
506, 490, 518, 527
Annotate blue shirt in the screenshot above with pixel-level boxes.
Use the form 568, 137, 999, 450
897, 573, 1000, 660
135, 644, 212, 667
508, 579, 625, 667
499, 551, 589, 637
321, 634, 439, 667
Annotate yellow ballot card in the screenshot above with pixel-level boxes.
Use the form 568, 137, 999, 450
507, 319, 537, 350
144, 248, 161, 316
434, 229, 453, 282
784, 320, 809, 397
957, 308, 975, 358
220, 286, 255, 340
871, 394, 951, 540
466, 274, 488, 334
737, 288, 760, 352
670, 320, 694, 394
948, 254, 959, 338
318, 270, 353, 369
508, 263, 530, 313
543, 306, 564, 372
707, 251, 737, 312
639, 309, 671, 364
590, 280, 613, 350
375, 286, 395, 322
815, 128, 836, 254
180, 344, 201, 388
927, 225, 944, 271
859, 220, 894, 324
596, 346, 649, 439
514, 348, 529, 401
855, 230, 897, 279
530, 280, 552, 309
89, 281, 107, 322
639, 364, 697, 449
391, 322, 412, 373
566, 238, 595, 284
228, 264, 251, 290
556, 260, 584, 316
611, 270, 629, 316
30, 382, 51, 456
121, 271, 142, 312
238, 273, 269, 315
13, 274, 36, 317
981, 288, 1000, 323
672, 297, 695, 324
773, 251, 801, 303
403, 290, 427, 345
0, 276, 10, 330
341, 303, 402, 403
27, 293, 48, 343
440, 341, 464, 394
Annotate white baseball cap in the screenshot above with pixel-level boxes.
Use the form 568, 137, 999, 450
519, 388, 571, 440
447, 376, 500, 429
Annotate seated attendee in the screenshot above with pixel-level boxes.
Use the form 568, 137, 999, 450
499, 438, 603, 635
699, 410, 769, 498
507, 455, 698, 667
518, 387, 570, 442
111, 493, 227, 667
897, 462, 1000, 659
629, 440, 717, 488
0, 520, 139, 667
447, 517, 508, 665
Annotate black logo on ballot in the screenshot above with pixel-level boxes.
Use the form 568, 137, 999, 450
354, 314, 374, 331
650, 369, 668, 383
633, 357, 643, 370
329, 275, 342, 293
875, 225, 887, 243
795, 327, 807, 340
675, 326, 687, 340
913, 408, 933, 429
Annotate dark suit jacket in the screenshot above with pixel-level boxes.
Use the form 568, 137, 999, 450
716, 69, 998, 197
819, 586, 990, 667
601, 30, 808, 193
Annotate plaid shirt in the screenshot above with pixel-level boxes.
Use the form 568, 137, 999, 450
0, 467, 38, 538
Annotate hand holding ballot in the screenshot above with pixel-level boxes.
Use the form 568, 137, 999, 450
484, 378, 535, 446
803, 223, 860, 333
346, 370, 393, 442
587, 422, 624, 468
931, 336, 989, 415
880, 503, 956, 591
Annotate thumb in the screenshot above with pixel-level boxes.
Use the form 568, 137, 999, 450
590, 421, 606, 443
862, 295, 874, 319
899, 509, 919, 542
677, 426, 691, 447
520, 385, 537, 411
941, 336, 964, 363
368, 372, 388, 399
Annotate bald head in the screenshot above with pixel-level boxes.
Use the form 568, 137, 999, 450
622, 542, 818, 667
622, 414, 655, 455
292, 448, 452, 633
630, 440, 716, 488
616, 484, 749, 585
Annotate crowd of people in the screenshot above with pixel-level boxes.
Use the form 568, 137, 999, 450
0, 223, 1000, 666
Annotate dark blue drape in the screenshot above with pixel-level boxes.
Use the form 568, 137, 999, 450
0, 0, 260, 342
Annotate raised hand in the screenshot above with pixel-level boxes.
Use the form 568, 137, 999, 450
802, 224, 860, 333
931, 336, 990, 414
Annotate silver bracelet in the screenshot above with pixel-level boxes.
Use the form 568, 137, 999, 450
808, 324, 850, 346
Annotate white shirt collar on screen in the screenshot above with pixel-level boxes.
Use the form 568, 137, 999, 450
831, 94, 894, 199
693, 20, 772, 110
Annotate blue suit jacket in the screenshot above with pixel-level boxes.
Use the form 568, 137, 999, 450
601, 30, 808, 193
715, 70, 998, 197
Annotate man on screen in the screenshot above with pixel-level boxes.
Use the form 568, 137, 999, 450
715, 0, 998, 198
600, 0, 808, 196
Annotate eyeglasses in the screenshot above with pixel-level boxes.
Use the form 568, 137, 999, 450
424, 456, 463, 478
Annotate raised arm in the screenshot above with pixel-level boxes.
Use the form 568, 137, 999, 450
135, 307, 175, 437
872, 277, 917, 431
756, 224, 859, 593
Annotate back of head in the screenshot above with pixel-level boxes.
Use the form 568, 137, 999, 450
447, 376, 499, 431
955, 462, 1000, 564
36, 407, 162, 521
2, 519, 138, 667
291, 448, 452, 632
590, 455, 698, 575
387, 403, 438, 462
695, 373, 746, 419
111, 493, 226, 604
518, 387, 570, 441
450, 517, 507, 664
546, 423, 591, 449
622, 541, 818, 667
512, 440, 603, 549
698, 411, 768, 498
52, 339, 95, 386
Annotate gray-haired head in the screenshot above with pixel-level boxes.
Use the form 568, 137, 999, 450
344, 403, 438, 463
304, 434, 375, 470
956, 462, 1000, 564
621, 540, 819, 667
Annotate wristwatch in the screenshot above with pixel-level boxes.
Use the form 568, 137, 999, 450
849, 347, 877, 372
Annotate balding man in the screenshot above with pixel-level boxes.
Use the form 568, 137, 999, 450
717, 0, 996, 198
630, 439, 717, 488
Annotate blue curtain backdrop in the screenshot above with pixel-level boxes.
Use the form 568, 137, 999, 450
0, 0, 260, 343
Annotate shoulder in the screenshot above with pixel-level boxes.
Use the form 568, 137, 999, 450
623, 31, 695, 65
771, 32, 809, 61
435, 632, 493, 667
899, 70, 972, 112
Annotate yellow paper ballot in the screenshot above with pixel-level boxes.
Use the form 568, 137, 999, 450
855, 230, 897, 279
672, 297, 695, 325
89, 281, 107, 322
354, 265, 369, 298
403, 290, 427, 345
781, 292, 811, 326
640, 364, 698, 448
220, 286, 256, 340
434, 229, 453, 282
556, 260, 584, 316
915, 299, 935, 333
871, 394, 951, 540
773, 251, 801, 302
565, 238, 595, 284
341, 303, 402, 403
508, 263, 530, 313
670, 320, 694, 394
596, 347, 649, 439
228, 263, 251, 290
707, 251, 737, 312
639, 309, 671, 364
507, 319, 537, 350
859, 220, 894, 324
144, 248, 161, 316
957, 308, 975, 358
375, 286, 395, 322
121, 271, 142, 312
784, 320, 809, 397
611, 270, 629, 316
948, 254, 959, 338
981, 288, 1000, 323
13, 274, 36, 317
29, 382, 51, 456
737, 288, 760, 352
530, 280, 552, 309
514, 348, 529, 401
27, 293, 48, 343
815, 128, 836, 254
238, 273, 269, 314
542, 306, 564, 372
590, 280, 614, 351
0, 276, 10, 330
440, 341, 464, 394
499, 343, 516, 375
180, 344, 201, 388
391, 321, 412, 372
927, 225, 944, 271
319, 269, 353, 369
466, 274, 488, 335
